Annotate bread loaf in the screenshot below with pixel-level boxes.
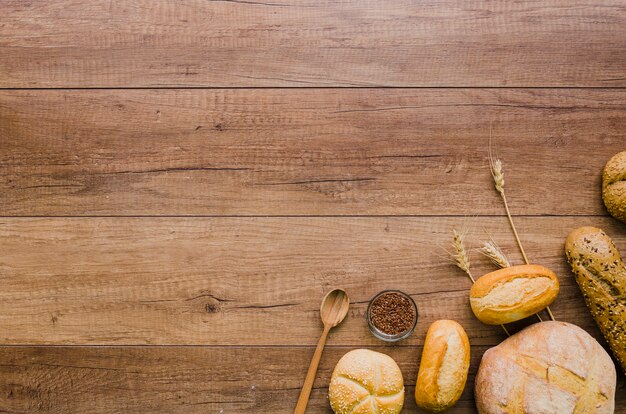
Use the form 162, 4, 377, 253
469, 264, 559, 325
566, 226, 626, 374
602, 150, 626, 223
329, 349, 404, 414
475, 321, 616, 414
415, 320, 470, 413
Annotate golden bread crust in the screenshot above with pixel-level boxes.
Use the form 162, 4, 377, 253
415, 320, 470, 413
470, 264, 559, 325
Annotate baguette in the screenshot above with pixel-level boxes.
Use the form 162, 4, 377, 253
565, 226, 626, 374
415, 320, 470, 413
602, 150, 626, 223
469, 264, 559, 325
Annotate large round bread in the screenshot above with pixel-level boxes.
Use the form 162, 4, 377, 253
475, 321, 615, 414
602, 150, 626, 223
329, 349, 404, 414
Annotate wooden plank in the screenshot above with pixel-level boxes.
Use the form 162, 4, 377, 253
2, 89, 625, 216
1, 1, 625, 88
0, 346, 491, 414
1, 216, 624, 345
0, 346, 624, 413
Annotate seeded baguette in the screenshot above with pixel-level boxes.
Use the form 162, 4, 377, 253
565, 226, 626, 374
469, 264, 559, 325
602, 150, 626, 223
415, 320, 470, 413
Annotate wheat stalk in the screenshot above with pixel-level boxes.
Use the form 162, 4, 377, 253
489, 132, 555, 321
489, 149, 530, 265
451, 229, 510, 336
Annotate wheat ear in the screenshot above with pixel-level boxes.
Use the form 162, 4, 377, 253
488, 135, 555, 321
452, 229, 474, 283
451, 229, 510, 336
480, 239, 511, 268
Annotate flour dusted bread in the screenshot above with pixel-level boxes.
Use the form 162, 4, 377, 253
415, 320, 470, 413
602, 150, 626, 223
329, 349, 404, 414
475, 321, 616, 414
566, 226, 626, 373
469, 264, 559, 325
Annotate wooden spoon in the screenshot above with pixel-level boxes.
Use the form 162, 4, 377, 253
294, 288, 350, 414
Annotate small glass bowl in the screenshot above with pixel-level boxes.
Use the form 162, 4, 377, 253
366, 290, 418, 342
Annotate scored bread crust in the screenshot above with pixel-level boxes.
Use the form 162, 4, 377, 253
415, 320, 470, 413
602, 150, 626, 223
475, 321, 616, 414
565, 226, 626, 374
469, 264, 559, 325
329, 349, 404, 414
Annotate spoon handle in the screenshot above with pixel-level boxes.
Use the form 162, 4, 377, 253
294, 324, 331, 414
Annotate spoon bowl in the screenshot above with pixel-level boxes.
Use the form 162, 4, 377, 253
320, 288, 350, 328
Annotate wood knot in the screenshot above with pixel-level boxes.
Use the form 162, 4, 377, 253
186, 291, 232, 313
205, 301, 220, 313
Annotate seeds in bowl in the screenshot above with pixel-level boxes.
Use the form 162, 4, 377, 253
367, 290, 417, 341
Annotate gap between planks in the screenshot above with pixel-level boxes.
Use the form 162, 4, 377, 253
1, 87, 626, 91
0, 214, 612, 218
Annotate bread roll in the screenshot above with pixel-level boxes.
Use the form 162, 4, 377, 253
602, 150, 626, 223
476, 321, 616, 414
469, 264, 559, 325
329, 349, 404, 414
565, 226, 626, 374
415, 320, 470, 413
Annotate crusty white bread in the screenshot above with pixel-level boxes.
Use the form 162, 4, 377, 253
475, 321, 616, 414
329, 349, 404, 414
602, 150, 626, 223
469, 264, 559, 325
415, 320, 470, 413
566, 226, 626, 374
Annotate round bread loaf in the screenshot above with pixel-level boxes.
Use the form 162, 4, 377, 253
602, 150, 626, 223
329, 349, 404, 414
470, 264, 559, 325
415, 320, 470, 413
475, 321, 616, 414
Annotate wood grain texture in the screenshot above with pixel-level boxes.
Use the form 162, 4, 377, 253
1, 1, 626, 88
3, 1, 626, 411
1, 216, 625, 346
2, 89, 625, 216
0, 346, 623, 413
0, 346, 494, 414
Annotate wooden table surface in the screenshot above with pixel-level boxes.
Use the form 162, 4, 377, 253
1, 1, 626, 412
